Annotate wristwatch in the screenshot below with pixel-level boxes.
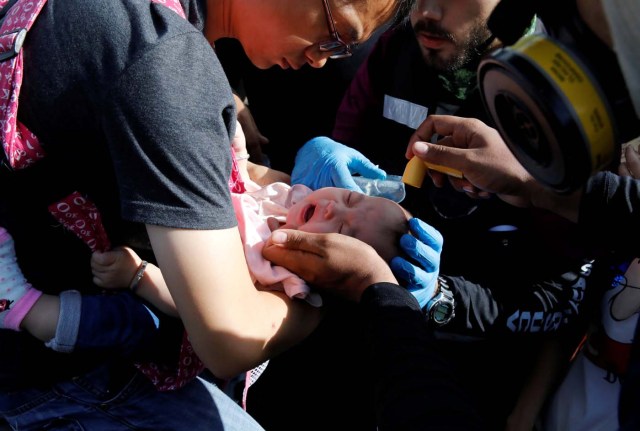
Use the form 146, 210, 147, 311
425, 276, 456, 327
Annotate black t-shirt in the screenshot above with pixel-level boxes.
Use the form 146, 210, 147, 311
0, 0, 237, 388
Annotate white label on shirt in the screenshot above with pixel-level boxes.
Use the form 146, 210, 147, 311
382, 95, 429, 130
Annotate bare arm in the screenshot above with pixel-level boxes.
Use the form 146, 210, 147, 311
247, 161, 291, 186
92, 247, 180, 317
146, 224, 322, 379
233, 93, 269, 164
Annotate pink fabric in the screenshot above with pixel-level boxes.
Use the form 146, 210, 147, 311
48, 192, 111, 253
231, 182, 322, 307
0, 0, 49, 169
151, 0, 186, 18
229, 148, 246, 194
135, 331, 205, 392
3, 287, 42, 331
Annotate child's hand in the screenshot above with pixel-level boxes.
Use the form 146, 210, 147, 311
91, 246, 143, 289
232, 120, 251, 183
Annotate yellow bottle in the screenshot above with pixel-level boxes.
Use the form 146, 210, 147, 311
402, 156, 464, 188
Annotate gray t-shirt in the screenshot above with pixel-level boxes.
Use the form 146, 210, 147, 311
0, 0, 237, 388
21, 0, 237, 230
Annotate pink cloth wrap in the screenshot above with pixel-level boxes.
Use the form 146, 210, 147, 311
232, 182, 322, 307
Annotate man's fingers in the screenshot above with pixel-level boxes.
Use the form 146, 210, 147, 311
408, 115, 462, 156
411, 141, 468, 175
407, 115, 482, 157
263, 230, 324, 265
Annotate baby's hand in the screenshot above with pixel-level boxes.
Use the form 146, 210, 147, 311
267, 217, 284, 232
91, 246, 143, 289
232, 120, 251, 183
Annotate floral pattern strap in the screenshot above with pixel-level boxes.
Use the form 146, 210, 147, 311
0, 0, 48, 169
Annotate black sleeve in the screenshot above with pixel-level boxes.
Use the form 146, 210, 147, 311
441, 258, 596, 337
360, 283, 485, 431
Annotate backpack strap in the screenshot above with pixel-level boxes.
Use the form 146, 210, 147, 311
151, 0, 186, 19
0, 0, 48, 170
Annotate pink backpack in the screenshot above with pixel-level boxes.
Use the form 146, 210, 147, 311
0, 0, 245, 391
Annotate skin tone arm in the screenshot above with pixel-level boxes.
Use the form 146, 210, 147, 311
405, 115, 583, 222
21, 295, 60, 342
147, 225, 322, 379
233, 93, 269, 164
232, 119, 291, 186
248, 162, 291, 186
92, 247, 179, 317
23, 117, 287, 348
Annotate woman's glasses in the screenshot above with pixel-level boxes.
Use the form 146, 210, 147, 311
319, 0, 354, 59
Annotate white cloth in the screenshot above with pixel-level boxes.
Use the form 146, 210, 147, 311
541, 280, 640, 431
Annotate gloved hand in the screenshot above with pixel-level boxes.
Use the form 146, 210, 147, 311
390, 218, 443, 309
291, 136, 386, 191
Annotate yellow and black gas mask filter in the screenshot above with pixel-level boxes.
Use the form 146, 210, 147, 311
478, 0, 640, 193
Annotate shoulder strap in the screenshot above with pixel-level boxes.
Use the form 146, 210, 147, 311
150, 0, 185, 19
0, 0, 47, 170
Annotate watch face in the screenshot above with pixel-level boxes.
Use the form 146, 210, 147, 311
433, 302, 453, 324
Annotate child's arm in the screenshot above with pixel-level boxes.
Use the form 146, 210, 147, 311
91, 247, 178, 317
0, 227, 161, 356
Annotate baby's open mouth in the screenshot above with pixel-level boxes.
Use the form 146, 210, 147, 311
303, 205, 316, 222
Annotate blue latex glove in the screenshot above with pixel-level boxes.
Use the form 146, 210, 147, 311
291, 136, 386, 191
390, 218, 443, 309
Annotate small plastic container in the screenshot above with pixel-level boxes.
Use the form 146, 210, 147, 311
352, 175, 406, 203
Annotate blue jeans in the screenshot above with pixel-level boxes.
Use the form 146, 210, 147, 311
0, 362, 264, 430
